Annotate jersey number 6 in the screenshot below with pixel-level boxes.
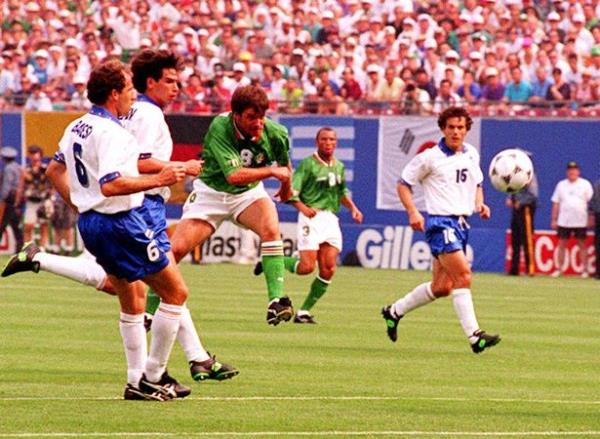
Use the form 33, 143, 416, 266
73, 142, 89, 187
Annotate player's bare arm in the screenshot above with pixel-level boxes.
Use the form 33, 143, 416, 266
475, 186, 491, 219
138, 157, 204, 177
341, 195, 363, 223
290, 200, 317, 218
274, 162, 293, 202
397, 182, 424, 231
46, 160, 76, 211
227, 165, 291, 186
102, 164, 185, 197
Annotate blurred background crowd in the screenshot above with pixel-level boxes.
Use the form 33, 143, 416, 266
0, 0, 599, 115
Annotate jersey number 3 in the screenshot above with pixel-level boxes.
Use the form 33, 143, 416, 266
73, 142, 89, 187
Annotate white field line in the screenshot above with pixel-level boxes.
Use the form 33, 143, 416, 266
1, 395, 599, 405
2, 431, 600, 437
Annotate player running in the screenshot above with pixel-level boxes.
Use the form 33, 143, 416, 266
167, 84, 295, 326
2, 50, 238, 384
381, 106, 501, 354
254, 127, 363, 323
46, 59, 189, 400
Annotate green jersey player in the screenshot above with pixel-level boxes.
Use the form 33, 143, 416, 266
169, 85, 295, 325
255, 127, 363, 323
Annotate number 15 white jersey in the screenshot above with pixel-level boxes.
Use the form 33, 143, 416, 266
56, 106, 143, 214
401, 140, 483, 216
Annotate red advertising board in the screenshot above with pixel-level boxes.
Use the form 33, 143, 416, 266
505, 229, 596, 276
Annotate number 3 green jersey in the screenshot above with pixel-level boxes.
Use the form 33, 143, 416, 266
200, 113, 291, 194
289, 153, 349, 213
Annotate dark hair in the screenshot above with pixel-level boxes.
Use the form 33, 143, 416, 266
87, 60, 128, 105
231, 85, 269, 115
27, 145, 42, 155
131, 49, 181, 93
316, 126, 336, 141
437, 106, 473, 130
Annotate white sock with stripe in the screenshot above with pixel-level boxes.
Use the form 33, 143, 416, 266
119, 313, 147, 386
391, 282, 435, 317
34, 252, 107, 290
145, 302, 183, 382
177, 306, 210, 363
451, 288, 480, 343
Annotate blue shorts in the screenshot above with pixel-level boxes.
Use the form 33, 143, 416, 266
78, 206, 170, 282
142, 194, 171, 253
425, 215, 469, 258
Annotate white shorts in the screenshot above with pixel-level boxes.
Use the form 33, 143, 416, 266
24, 201, 47, 225
181, 179, 271, 230
297, 210, 342, 252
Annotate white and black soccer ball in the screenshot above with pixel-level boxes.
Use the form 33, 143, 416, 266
488, 149, 534, 193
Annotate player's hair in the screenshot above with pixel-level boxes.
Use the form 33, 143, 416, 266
131, 49, 181, 93
27, 145, 42, 155
231, 85, 269, 116
316, 127, 336, 141
437, 107, 473, 131
87, 60, 128, 105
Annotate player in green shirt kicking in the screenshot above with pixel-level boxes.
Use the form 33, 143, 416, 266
159, 85, 295, 325
255, 127, 363, 323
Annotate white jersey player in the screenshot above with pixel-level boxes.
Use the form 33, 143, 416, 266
49, 60, 189, 400
1, 50, 238, 384
382, 106, 501, 354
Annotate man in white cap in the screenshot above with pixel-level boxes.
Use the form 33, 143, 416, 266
225, 62, 251, 94
32, 49, 50, 85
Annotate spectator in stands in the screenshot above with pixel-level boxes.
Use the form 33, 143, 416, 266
529, 67, 553, 104
318, 84, 349, 115
375, 67, 405, 102
24, 83, 52, 111
503, 66, 533, 104
433, 79, 462, 114
546, 67, 571, 105
457, 70, 481, 103
280, 76, 304, 113
339, 67, 363, 101
69, 75, 91, 111
550, 161, 593, 278
481, 67, 506, 103
415, 68, 437, 100
400, 81, 432, 115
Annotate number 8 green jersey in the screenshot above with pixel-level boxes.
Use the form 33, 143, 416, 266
200, 113, 291, 194
289, 153, 349, 213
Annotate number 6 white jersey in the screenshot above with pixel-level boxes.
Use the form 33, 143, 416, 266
400, 139, 483, 216
56, 106, 143, 214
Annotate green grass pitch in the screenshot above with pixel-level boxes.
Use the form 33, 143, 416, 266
1, 260, 600, 438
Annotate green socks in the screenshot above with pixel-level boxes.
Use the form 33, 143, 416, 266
284, 256, 299, 273
261, 241, 285, 301
145, 288, 160, 316
300, 276, 331, 311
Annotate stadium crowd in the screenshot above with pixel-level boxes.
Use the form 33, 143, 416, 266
0, 0, 599, 115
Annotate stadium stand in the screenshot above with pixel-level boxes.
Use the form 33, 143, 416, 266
0, 0, 598, 115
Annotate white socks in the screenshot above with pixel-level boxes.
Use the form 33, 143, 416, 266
34, 253, 107, 290
177, 306, 210, 363
119, 313, 147, 386
144, 302, 183, 382
451, 288, 480, 343
392, 282, 435, 318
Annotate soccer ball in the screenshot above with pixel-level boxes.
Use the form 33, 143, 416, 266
488, 149, 534, 193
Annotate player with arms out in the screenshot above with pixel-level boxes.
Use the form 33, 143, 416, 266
41, 60, 191, 401
381, 106, 501, 354
169, 84, 295, 326
254, 127, 363, 323
2, 50, 238, 382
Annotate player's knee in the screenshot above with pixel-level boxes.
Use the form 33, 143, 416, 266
297, 260, 316, 275
165, 284, 188, 305
454, 271, 472, 288
319, 264, 336, 280
431, 283, 452, 297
